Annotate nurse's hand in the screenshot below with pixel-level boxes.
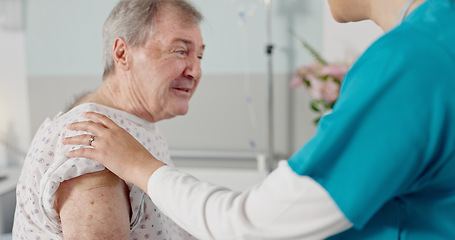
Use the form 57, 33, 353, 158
62, 112, 166, 193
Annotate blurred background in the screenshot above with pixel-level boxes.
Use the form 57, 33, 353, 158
0, 0, 382, 235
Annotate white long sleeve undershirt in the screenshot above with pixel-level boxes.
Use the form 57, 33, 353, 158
147, 161, 353, 240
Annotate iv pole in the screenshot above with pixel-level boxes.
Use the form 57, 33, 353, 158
264, 0, 274, 172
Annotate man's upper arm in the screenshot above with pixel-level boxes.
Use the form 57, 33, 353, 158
55, 169, 131, 240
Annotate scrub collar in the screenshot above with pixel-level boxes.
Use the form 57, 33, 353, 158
397, 0, 419, 25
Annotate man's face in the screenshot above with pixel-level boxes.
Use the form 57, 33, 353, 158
127, 7, 205, 122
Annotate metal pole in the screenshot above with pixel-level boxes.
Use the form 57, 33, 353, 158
264, 0, 274, 172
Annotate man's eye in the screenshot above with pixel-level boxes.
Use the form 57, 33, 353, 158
176, 50, 187, 55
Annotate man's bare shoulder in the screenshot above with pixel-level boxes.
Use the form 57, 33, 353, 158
55, 169, 131, 239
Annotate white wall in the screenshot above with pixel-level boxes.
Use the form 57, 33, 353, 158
0, 0, 29, 233
25, 0, 322, 76
0, 0, 30, 167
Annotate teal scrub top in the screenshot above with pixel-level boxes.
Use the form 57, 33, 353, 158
288, 0, 455, 239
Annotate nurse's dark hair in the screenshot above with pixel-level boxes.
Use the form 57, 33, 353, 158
102, 0, 203, 80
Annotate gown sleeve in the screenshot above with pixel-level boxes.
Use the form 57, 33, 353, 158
147, 161, 352, 240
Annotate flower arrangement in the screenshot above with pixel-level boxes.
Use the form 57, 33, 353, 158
290, 31, 353, 124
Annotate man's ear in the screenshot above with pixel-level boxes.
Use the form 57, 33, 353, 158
112, 38, 130, 71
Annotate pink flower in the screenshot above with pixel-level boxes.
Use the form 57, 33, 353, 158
321, 64, 349, 81
305, 75, 324, 100
291, 61, 349, 104
304, 76, 340, 103
289, 31, 355, 123
290, 76, 304, 88
320, 77, 341, 103
290, 63, 325, 89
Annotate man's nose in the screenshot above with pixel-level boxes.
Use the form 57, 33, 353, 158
184, 56, 202, 80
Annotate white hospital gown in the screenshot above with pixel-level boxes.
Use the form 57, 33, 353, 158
13, 103, 196, 240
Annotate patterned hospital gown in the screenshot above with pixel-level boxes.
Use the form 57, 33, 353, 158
13, 103, 196, 240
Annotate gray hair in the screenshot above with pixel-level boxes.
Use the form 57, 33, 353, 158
102, 0, 203, 79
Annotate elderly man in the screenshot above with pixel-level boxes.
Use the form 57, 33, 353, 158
13, 0, 204, 239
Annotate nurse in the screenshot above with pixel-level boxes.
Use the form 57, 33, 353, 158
63, 0, 455, 239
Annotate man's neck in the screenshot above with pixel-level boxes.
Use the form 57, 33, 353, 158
72, 75, 159, 123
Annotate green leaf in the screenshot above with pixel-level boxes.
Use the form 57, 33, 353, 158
303, 79, 311, 87
323, 101, 332, 109
310, 101, 321, 112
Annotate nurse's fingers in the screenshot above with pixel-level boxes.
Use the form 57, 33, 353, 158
67, 120, 107, 137
83, 112, 119, 129
63, 134, 95, 147
67, 147, 97, 160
